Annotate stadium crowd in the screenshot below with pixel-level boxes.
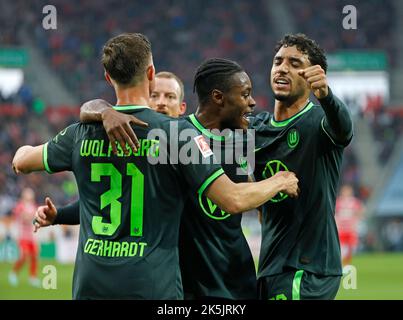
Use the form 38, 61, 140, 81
1, 0, 397, 111
0, 89, 77, 221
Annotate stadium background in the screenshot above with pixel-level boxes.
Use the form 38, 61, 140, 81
0, 0, 402, 299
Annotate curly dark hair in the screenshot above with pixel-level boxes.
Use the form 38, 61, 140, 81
274, 33, 327, 73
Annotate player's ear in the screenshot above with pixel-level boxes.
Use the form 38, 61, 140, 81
179, 101, 187, 115
146, 64, 155, 82
104, 71, 113, 87
212, 89, 224, 106
147, 65, 155, 97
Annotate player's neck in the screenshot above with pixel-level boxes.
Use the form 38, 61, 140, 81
195, 107, 221, 130
114, 85, 149, 106
274, 95, 310, 121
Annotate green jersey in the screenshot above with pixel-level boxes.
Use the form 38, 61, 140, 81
44, 106, 223, 299
179, 114, 257, 299
251, 93, 352, 278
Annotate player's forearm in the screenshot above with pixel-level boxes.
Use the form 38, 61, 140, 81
80, 99, 113, 123
53, 200, 80, 225
231, 178, 283, 214
12, 145, 45, 174
206, 174, 284, 214
319, 87, 353, 145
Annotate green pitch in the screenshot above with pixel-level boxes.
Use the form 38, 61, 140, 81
0, 259, 74, 299
1, 253, 402, 299
336, 252, 403, 300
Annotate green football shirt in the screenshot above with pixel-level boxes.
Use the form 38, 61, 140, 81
179, 114, 257, 299
43, 106, 224, 299
251, 96, 352, 279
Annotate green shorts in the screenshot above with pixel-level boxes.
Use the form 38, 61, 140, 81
258, 269, 341, 300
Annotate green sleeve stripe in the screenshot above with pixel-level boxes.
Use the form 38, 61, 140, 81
292, 270, 304, 300
43, 142, 53, 174
197, 168, 225, 195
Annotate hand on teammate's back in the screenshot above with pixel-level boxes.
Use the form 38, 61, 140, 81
101, 108, 148, 155
80, 98, 149, 155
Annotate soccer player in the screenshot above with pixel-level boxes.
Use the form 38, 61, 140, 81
149, 71, 187, 117
335, 184, 364, 267
180, 58, 259, 299
8, 187, 40, 287
32, 71, 187, 231
13, 33, 299, 299
251, 33, 353, 300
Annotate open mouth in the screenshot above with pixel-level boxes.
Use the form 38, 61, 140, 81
274, 77, 290, 89
242, 112, 253, 123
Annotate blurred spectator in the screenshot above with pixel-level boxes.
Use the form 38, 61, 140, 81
335, 184, 365, 266
8, 188, 40, 287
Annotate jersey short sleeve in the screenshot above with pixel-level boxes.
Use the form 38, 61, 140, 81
175, 120, 224, 196
43, 123, 78, 173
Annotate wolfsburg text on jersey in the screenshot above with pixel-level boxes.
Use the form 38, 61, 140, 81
78, 124, 255, 173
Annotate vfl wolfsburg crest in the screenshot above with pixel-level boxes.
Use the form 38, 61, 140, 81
199, 194, 230, 220
262, 160, 289, 203
287, 129, 299, 149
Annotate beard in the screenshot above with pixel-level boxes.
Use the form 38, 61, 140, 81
274, 91, 301, 106
274, 92, 290, 101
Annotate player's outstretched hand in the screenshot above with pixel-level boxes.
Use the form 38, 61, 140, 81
33, 197, 57, 233
298, 65, 328, 99
274, 171, 300, 198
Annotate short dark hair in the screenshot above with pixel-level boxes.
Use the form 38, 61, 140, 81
102, 33, 152, 86
274, 33, 327, 73
156, 71, 185, 102
193, 58, 244, 104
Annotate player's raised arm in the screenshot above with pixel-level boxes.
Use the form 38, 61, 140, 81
12, 145, 45, 174
205, 171, 299, 214
298, 65, 353, 146
80, 99, 148, 154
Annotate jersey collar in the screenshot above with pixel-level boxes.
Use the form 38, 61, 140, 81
189, 114, 232, 141
113, 105, 150, 111
270, 101, 314, 127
